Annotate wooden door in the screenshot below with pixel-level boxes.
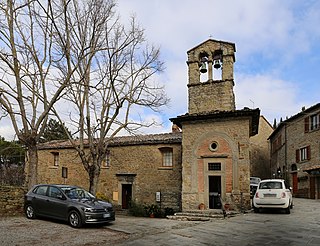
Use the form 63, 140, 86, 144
292, 173, 298, 195
310, 177, 315, 199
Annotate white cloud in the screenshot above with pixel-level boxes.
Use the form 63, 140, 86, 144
234, 74, 307, 124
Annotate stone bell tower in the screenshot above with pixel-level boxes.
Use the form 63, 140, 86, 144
187, 39, 236, 114
170, 39, 260, 212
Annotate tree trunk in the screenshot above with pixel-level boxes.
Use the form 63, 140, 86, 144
88, 164, 101, 195
25, 145, 38, 189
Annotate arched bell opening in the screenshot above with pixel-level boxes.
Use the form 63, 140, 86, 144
199, 52, 209, 82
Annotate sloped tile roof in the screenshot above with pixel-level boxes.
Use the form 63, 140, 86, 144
37, 132, 182, 150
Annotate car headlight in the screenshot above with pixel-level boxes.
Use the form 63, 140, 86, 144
83, 207, 94, 212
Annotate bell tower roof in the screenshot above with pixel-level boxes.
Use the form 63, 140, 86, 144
187, 38, 236, 57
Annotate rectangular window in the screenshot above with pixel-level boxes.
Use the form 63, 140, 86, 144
296, 146, 311, 162
208, 163, 221, 171
163, 151, 173, 167
62, 167, 68, 178
310, 114, 319, 130
52, 152, 59, 166
103, 150, 111, 168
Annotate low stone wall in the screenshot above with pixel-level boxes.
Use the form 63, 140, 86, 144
0, 186, 26, 216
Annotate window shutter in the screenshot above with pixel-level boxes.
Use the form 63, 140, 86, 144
304, 117, 309, 133
307, 146, 311, 160
296, 149, 300, 163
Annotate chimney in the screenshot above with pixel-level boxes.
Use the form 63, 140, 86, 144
172, 124, 180, 133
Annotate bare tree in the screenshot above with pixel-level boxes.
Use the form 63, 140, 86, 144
54, 0, 168, 194
0, 0, 80, 188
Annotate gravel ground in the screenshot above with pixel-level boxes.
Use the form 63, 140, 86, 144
0, 216, 129, 246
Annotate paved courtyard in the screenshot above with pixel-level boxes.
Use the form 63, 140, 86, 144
112, 198, 320, 246
1, 198, 320, 245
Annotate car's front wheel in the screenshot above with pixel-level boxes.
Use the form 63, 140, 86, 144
25, 204, 36, 219
253, 207, 259, 213
68, 210, 82, 228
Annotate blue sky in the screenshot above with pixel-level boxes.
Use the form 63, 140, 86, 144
1, 0, 320, 139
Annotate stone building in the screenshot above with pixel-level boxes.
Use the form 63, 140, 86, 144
269, 103, 320, 199
170, 39, 260, 210
250, 116, 274, 179
30, 39, 271, 212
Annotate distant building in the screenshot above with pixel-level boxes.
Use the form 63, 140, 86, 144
29, 39, 272, 211
250, 116, 274, 179
269, 103, 320, 199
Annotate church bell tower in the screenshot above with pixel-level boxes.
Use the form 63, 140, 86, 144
187, 39, 236, 114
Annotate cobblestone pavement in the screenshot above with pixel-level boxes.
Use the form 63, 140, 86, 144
1, 198, 320, 245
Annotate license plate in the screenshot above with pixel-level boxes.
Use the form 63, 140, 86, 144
103, 213, 110, 218
264, 193, 276, 198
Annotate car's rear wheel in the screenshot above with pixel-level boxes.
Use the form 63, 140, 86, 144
25, 204, 36, 219
253, 207, 259, 213
68, 210, 82, 228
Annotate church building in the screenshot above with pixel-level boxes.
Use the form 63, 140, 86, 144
32, 39, 266, 212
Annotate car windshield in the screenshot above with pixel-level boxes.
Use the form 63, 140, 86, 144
61, 187, 95, 200
259, 181, 283, 189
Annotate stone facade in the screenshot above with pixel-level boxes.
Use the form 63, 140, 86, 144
269, 103, 320, 199
250, 116, 274, 179
36, 133, 182, 211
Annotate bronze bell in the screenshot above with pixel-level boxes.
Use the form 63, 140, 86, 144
213, 60, 221, 69
200, 62, 207, 73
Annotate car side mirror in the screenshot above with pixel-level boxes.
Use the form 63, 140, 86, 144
57, 194, 66, 200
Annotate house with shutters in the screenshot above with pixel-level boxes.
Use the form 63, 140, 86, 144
269, 103, 320, 199
28, 39, 273, 212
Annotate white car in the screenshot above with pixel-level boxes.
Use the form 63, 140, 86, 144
253, 179, 293, 214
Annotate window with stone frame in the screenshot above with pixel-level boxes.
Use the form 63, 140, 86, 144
159, 147, 173, 167
296, 146, 311, 162
51, 152, 59, 166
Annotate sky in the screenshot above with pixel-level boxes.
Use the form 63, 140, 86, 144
115, 0, 320, 132
1, 0, 320, 139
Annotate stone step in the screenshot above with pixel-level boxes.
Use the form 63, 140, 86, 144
167, 209, 239, 221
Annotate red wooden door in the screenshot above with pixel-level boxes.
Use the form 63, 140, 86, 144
292, 173, 298, 195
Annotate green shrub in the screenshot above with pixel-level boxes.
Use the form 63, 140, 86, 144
128, 201, 147, 217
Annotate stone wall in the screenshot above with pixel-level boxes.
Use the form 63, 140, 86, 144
180, 117, 252, 211
0, 186, 25, 216
35, 138, 182, 212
